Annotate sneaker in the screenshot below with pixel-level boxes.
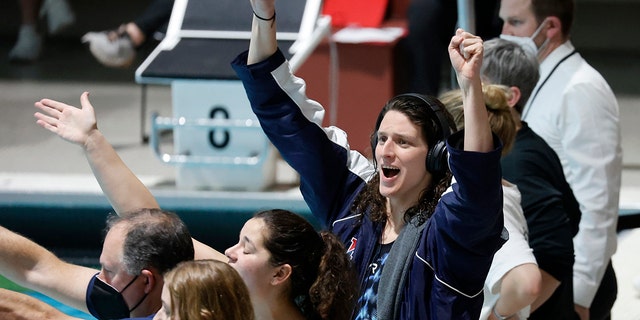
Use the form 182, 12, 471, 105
40, 0, 75, 35
81, 29, 136, 68
8, 25, 43, 63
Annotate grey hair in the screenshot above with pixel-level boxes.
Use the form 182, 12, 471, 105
105, 208, 194, 276
481, 38, 540, 114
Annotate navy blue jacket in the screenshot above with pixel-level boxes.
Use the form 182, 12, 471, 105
232, 49, 505, 319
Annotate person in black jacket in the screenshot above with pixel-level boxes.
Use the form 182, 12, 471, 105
481, 37, 581, 319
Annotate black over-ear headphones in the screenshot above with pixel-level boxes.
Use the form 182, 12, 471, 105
370, 93, 452, 176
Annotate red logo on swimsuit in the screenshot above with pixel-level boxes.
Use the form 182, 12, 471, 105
346, 237, 357, 259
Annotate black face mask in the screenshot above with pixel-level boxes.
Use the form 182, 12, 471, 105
87, 275, 148, 320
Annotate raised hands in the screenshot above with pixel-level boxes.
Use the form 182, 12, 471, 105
247, 0, 278, 64
33, 92, 160, 215
34, 92, 97, 148
250, 0, 275, 20
449, 28, 484, 92
448, 29, 492, 153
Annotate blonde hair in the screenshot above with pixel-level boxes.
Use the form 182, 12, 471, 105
164, 260, 254, 320
439, 84, 516, 156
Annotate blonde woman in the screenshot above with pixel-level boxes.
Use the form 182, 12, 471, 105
440, 85, 541, 319
154, 260, 254, 320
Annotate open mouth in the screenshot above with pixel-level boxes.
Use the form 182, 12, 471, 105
381, 165, 400, 178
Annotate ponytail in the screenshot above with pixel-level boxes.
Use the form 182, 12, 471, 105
256, 210, 357, 320
309, 231, 358, 320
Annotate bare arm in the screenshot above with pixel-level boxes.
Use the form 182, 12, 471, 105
0, 288, 80, 320
575, 304, 590, 320
34, 92, 159, 214
0, 226, 98, 314
490, 263, 541, 319
448, 29, 493, 152
33, 93, 227, 262
530, 269, 561, 312
247, 0, 277, 64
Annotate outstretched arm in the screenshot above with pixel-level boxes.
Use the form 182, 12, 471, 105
34, 92, 158, 214
33, 93, 226, 262
448, 29, 493, 152
247, 0, 277, 64
0, 288, 80, 320
0, 226, 97, 314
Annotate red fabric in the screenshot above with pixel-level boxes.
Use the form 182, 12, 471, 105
322, 0, 389, 28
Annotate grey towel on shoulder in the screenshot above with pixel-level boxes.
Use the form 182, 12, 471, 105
377, 216, 426, 320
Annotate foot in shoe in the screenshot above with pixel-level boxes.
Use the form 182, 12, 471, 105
9, 25, 43, 63
40, 0, 76, 35
81, 30, 136, 68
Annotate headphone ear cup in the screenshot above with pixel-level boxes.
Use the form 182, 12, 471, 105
426, 140, 448, 175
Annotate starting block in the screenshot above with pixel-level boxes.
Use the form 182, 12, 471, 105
150, 80, 277, 191
135, 0, 330, 191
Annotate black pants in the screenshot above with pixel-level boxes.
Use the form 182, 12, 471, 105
134, 0, 174, 38
590, 261, 617, 320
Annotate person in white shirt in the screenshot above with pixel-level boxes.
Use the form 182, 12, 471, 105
498, 1, 622, 319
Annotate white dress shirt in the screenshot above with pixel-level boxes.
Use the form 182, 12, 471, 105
522, 40, 622, 307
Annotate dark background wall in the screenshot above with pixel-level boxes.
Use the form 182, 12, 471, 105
1, 0, 639, 82
0, 0, 153, 38
1, 0, 640, 51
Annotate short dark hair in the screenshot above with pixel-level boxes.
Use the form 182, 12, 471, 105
105, 208, 194, 276
532, 0, 574, 38
482, 38, 540, 114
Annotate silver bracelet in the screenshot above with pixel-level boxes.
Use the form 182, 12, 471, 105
492, 305, 515, 320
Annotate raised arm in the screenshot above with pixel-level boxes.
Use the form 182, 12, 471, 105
34, 92, 158, 214
0, 226, 97, 314
448, 29, 493, 152
33, 93, 226, 262
247, 0, 277, 64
